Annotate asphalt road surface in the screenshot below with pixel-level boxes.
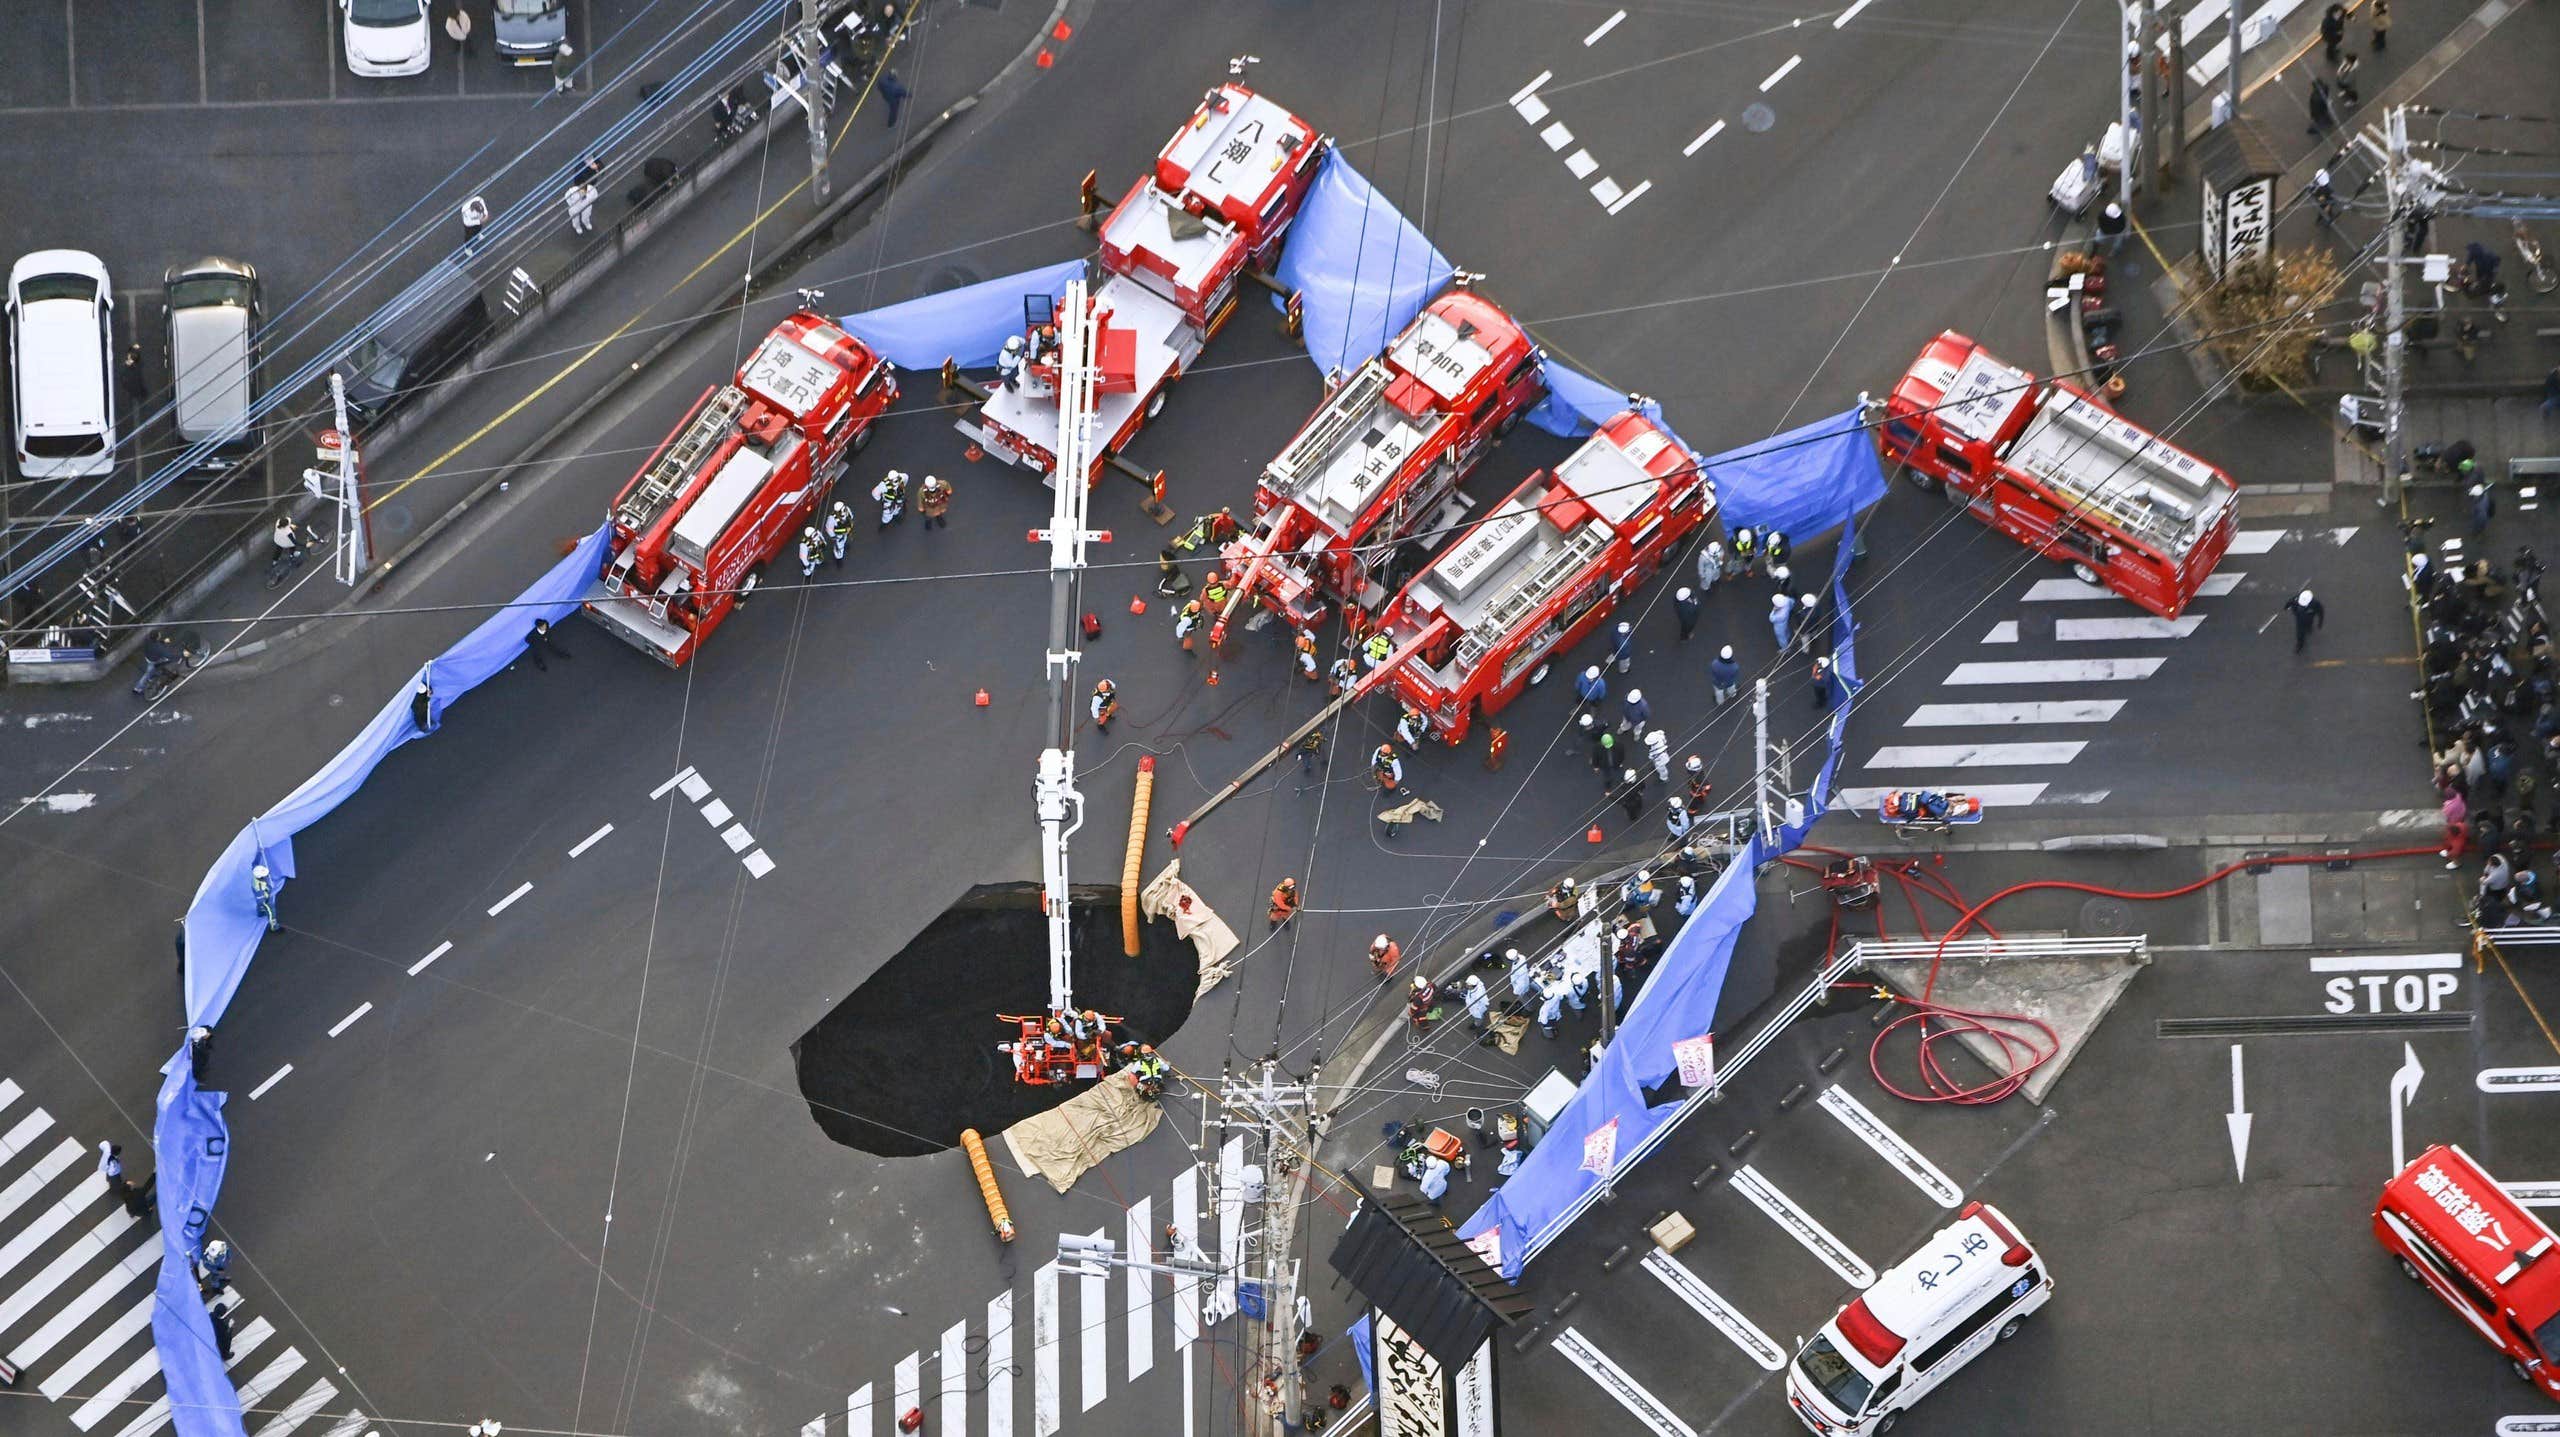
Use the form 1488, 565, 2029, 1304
0, 0, 2537, 1435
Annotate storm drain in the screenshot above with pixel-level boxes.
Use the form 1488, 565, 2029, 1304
2156, 1012, 2471, 1038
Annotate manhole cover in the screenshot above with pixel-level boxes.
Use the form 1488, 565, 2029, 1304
2080, 897, 2131, 935
921, 263, 984, 298
376, 503, 414, 537
1741, 103, 1776, 133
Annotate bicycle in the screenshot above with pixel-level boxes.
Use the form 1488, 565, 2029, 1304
263, 539, 308, 589
132, 629, 207, 701
2519, 220, 2559, 295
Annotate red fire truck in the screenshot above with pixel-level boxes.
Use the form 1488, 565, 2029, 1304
960, 84, 1326, 486
2375, 1143, 2560, 1399
1363, 410, 1712, 743
1212, 286, 1547, 642
1880, 331, 2236, 619
583, 311, 895, 666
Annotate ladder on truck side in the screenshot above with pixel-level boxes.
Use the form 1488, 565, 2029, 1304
1031, 280, 1110, 1031
614, 386, 748, 535
1267, 362, 1387, 500
1454, 523, 1610, 672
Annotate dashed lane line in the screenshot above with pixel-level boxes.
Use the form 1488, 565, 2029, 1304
1835, 0, 1878, 25
567, 822, 614, 857
1758, 54, 1802, 90
1682, 119, 1725, 155
408, 941, 452, 976
1583, 9, 1626, 45
326, 1003, 373, 1038
248, 1065, 293, 1101
487, 881, 534, 916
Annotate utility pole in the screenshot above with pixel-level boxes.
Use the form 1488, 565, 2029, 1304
1217, 1060, 1316, 1436
794, 0, 831, 201
2223, 1, 2242, 132
1752, 678, 1772, 844
308, 373, 368, 585
2380, 104, 2411, 506
2119, 1, 2147, 210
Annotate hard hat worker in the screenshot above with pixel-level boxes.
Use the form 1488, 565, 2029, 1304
1372, 744, 1404, 794
998, 334, 1026, 389
918, 475, 953, 530
1368, 934, 1402, 977
1090, 678, 1119, 732
1268, 877, 1301, 928
798, 526, 824, 578
871, 469, 908, 526
824, 500, 855, 564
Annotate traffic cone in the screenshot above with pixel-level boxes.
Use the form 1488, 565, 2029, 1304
975, 689, 990, 707
965, 442, 984, 462
1035, 48, 1053, 67
1206, 669, 1220, 686
1587, 826, 1604, 844
1129, 595, 1147, 615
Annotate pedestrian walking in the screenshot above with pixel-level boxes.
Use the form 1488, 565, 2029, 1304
564, 181, 597, 236
1090, 679, 1119, 731
1610, 621, 1636, 675
918, 474, 953, 529
878, 69, 910, 127
2335, 52, 2361, 109
1618, 767, 1646, 823
1575, 664, 1608, 706
2471, 483, 2497, 536
2096, 202, 2128, 255
1174, 600, 1202, 653
1810, 654, 1834, 711
1709, 644, 1742, 706
2320, 3, 2346, 64
443, 3, 473, 57
1644, 725, 1671, 784
411, 678, 435, 733
551, 40, 577, 92
2371, 0, 2389, 49
1769, 590, 1795, 651
2288, 588, 2326, 654
1619, 687, 1650, 735
523, 617, 574, 672
459, 195, 490, 255
797, 525, 823, 578
1673, 587, 1701, 640
1696, 541, 1723, 594
824, 499, 854, 564
2308, 78, 2336, 136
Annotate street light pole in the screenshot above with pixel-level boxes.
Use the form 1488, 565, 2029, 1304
2119, 0, 2147, 210
795, 0, 831, 201
2224, 1, 2242, 131
2382, 105, 2410, 506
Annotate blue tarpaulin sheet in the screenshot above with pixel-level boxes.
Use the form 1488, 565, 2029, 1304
838, 259, 1087, 371
156, 522, 612, 1437
1524, 360, 1653, 440
1275, 151, 1453, 377
1703, 409, 1887, 544
1457, 473, 1868, 1282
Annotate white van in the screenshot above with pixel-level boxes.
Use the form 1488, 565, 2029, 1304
1786, 1201, 2052, 1434
7, 249, 118, 480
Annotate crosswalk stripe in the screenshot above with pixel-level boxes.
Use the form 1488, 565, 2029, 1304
0, 1134, 75, 1228
1904, 701, 2123, 727
1079, 1228, 1107, 1412
1033, 1262, 1060, 1437
1837, 784, 2053, 809
0, 1080, 21, 1119
893, 1352, 920, 1432
249, 1376, 340, 1437
2227, 530, 2283, 553
12, 1235, 154, 1368
1126, 1196, 1153, 1381
0, 1109, 44, 1165
71, 1338, 164, 1431
2055, 615, 2205, 640
1171, 1170, 1199, 1352
800, 1419, 825, 1437
1551, 1327, 1699, 1437
38, 1290, 156, 1400
105, 1316, 276, 1437
1946, 658, 2163, 684
2199, 571, 2243, 596
1817, 1087, 1962, 1207
1730, 1165, 1876, 1288
1638, 1248, 1785, 1371
987, 1291, 1014, 1437
939, 1320, 967, 1434
847, 1382, 873, 1437
230, 1347, 307, 1420
2025, 570, 2245, 601
0, 1173, 108, 1285
1981, 621, 2019, 643
0, 1208, 138, 1338
1865, 742, 2086, 768
318, 1411, 371, 1437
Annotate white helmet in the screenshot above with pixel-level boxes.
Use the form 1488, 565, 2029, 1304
1004, 334, 1024, 354
251, 864, 269, 880
1413, 975, 1432, 993
1584, 665, 1601, 681
1578, 712, 1594, 730
2298, 588, 2316, 606
1635, 868, 1652, 884
1372, 934, 1392, 951
1626, 688, 1643, 704
1771, 564, 1792, 585
2314, 166, 2332, 187
1616, 621, 1631, 635
1676, 587, 1692, 601
1685, 755, 1703, 774
1557, 877, 1576, 892
1719, 645, 1735, 660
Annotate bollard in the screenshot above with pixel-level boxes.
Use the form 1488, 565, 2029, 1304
1123, 758, 1155, 956
1817, 1045, 1847, 1074
1777, 1082, 1809, 1112
959, 1129, 1015, 1243
1601, 1244, 1632, 1272
1727, 1128, 1756, 1158
1689, 1162, 1723, 1191
1552, 1291, 1583, 1319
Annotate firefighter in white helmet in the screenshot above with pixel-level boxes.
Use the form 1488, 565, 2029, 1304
871, 469, 908, 526
997, 333, 1026, 389
797, 526, 824, 578
823, 500, 854, 566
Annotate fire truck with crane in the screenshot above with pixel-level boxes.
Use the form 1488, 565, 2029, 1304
1879, 331, 2236, 619
582, 310, 895, 665
1362, 408, 1714, 744
954, 82, 1327, 491
1207, 284, 1548, 647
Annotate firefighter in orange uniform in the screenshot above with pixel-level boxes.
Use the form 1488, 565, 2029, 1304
1268, 877, 1301, 928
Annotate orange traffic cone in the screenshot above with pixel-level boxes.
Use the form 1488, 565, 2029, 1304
1129, 595, 1147, 615
964, 442, 984, 462
1586, 826, 1605, 844
975, 689, 991, 707
1206, 669, 1220, 687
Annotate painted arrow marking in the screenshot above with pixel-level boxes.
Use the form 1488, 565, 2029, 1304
2479, 1067, 2560, 1093
2390, 1042, 2425, 1174
2226, 1044, 2252, 1182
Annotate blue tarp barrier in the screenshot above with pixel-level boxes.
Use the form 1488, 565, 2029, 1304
156, 522, 612, 1437
1457, 431, 1872, 1282
1524, 360, 1655, 440
1703, 408, 1888, 544
838, 258, 1086, 371
1275, 151, 1453, 377
1350, 1313, 1375, 1397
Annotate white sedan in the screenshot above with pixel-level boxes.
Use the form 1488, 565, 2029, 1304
340, 0, 431, 78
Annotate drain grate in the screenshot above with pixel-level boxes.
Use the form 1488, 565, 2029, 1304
2158, 1011, 2471, 1038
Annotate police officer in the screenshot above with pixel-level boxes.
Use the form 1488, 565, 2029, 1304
824, 500, 855, 565
1091, 679, 1119, 731
872, 469, 908, 525
798, 525, 824, 578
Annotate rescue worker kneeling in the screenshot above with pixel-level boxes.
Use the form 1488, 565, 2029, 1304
1128, 1044, 1168, 1101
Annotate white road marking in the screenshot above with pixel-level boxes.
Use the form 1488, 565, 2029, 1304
2024, 570, 2244, 601
848, 1383, 873, 1436
1172, 1168, 1199, 1351
1682, 119, 1726, 155
720, 824, 754, 853
317, 1411, 370, 1437
1510, 70, 1551, 106
1080, 1227, 1108, 1411
743, 850, 776, 878
0, 1172, 103, 1284
649, 766, 698, 800
13, 1224, 150, 1365
327, 1002, 372, 1037
1839, 784, 2052, 808
2056, 615, 2206, 640
1564, 149, 1599, 178
487, 881, 533, 916
112, 1319, 279, 1437
894, 1351, 921, 1432
1732, 1165, 1875, 1286
230, 1348, 308, 1423
0, 1138, 78, 1229
940, 1319, 968, 1434
1540, 121, 1574, 151
1946, 658, 2164, 684
2481, 1068, 2560, 1094
0, 1105, 52, 1165
2200, 571, 2244, 596
1759, 54, 1802, 90
256, 1382, 347, 1437
1034, 1262, 1061, 1436
700, 798, 733, 827
1865, 742, 2086, 768
1818, 1087, 1961, 1206
1590, 176, 1623, 206
1982, 620, 2019, 643
801, 1421, 825, 1437
1607, 179, 1652, 214
1834, 0, 1878, 25
1513, 94, 1549, 122
0, 1079, 16, 1117
2227, 529, 2284, 553
567, 823, 614, 857
2502, 1183, 2560, 1209
38, 1290, 155, 1399
2390, 1043, 2426, 1173
987, 1291, 1014, 1437
1905, 701, 2123, 726
1552, 1327, 1699, 1437
408, 941, 452, 976
677, 773, 711, 802
1583, 9, 1626, 44
0, 1209, 134, 1334
1639, 1248, 1785, 1370
2310, 953, 2462, 973
249, 1064, 294, 1100
1127, 1195, 1154, 1380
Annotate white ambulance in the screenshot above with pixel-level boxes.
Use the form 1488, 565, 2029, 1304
1786, 1201, 2053, 1433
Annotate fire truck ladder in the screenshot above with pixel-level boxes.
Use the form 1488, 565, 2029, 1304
1453, 523, 1610, 672
1033, 279, 1110, 1022
614, 385, 748, 535
1267, 362, 1386, 500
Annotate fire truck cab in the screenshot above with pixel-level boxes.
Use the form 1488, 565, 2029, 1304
1368, 409, 1711, 743
1217, 288, 1546, 636
584, 312, 894, 666
1099, 82, 1326, 329
2375, 1143, 2560, 1399
1882, 332, 2235, 619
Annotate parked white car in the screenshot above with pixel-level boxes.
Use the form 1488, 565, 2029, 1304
340, 0, 431, 78
6, 249, 118, 481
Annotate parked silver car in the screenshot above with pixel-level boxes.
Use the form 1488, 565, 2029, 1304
163, 257, 264, 472
493, 0, 569, 63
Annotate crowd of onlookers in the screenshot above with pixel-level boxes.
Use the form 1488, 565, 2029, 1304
2418, 526, 2558, 925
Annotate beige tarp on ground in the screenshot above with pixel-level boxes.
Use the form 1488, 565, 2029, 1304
1141, 859, 1240, 998
1001, 1072, 1164, 1193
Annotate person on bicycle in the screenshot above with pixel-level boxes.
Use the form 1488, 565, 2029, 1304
134, 630, 182, 696
2307, 167, 2339, 227
272, 515, 304, 563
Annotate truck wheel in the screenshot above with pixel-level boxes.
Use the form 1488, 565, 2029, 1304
1996, 1316, 2024, 1341
1497, 407, 1523, 439
852, 422, 875, 453
1144, 386, 1170, 422
2071, 561, 2102, 586
738, 571, 760, 607
1906, 469, 1941, 494
1874, 1413, 1898, 1433
2517, 1359, 2538, 1385
2400, 1258, 2422, 1283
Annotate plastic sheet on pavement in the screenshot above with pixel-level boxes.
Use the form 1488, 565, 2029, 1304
837, 258, 1086, 371
1140, 859, 1240, 998
1001, 1073, 1165, 1193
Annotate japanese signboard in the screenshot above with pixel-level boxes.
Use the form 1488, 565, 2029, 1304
1374, 1311, 1449, 1437
1453, 1338, 1497, 1437
1581, 1117, 1620, 1177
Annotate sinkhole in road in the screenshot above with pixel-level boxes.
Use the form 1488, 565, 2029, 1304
790, 881, 1200, 1157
